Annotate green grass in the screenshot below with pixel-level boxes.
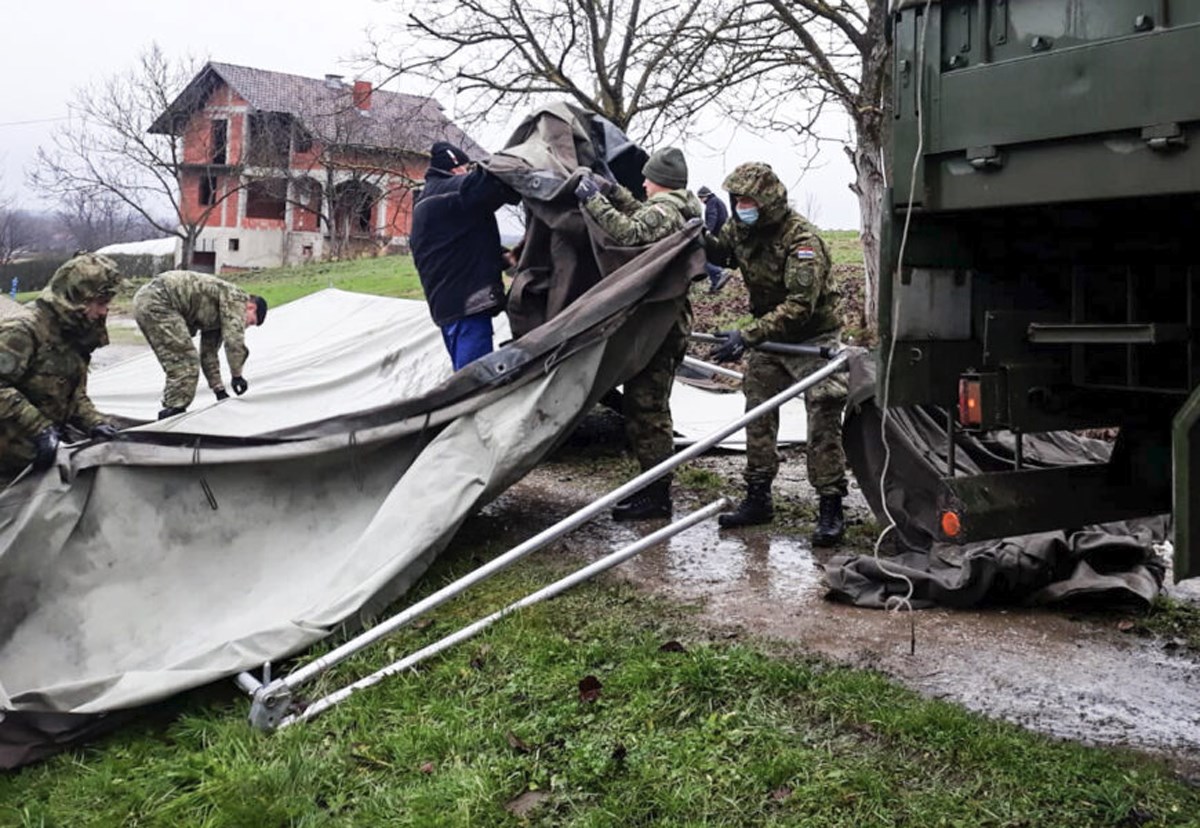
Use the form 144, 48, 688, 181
1131, 596, 1200, 656
222, 256, 424, 309
16, 256, 424, 314
823, 230, 865, 267
2, 534, 1196, 827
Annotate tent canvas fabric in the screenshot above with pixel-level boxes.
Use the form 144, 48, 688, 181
0, 106, 705, 768
826, 350, 1168, 609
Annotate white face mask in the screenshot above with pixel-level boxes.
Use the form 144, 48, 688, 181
736, 206, 759, 225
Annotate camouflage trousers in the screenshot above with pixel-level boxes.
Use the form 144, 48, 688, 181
623, 303, 691, 477
133, 286, 201, 410
742, 335, 848, 497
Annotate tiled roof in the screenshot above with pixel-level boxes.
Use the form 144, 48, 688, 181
150, 62, 486, 159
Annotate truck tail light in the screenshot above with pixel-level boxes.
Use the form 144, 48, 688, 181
940, 510, 962, 539
958, 377, 982, 427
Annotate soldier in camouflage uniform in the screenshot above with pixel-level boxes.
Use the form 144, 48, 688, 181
576, 146, 703, 520
706, 162, 848, 546
133, 271, 267, 419
0, 253, 123, 481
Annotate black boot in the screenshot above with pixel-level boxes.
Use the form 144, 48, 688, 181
611, 480, 672, 521
718, 482, 774, 528
811, 494, 845, 547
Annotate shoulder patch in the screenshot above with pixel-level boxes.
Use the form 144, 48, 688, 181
0, 350, 22, 377
794, 246, 816, 260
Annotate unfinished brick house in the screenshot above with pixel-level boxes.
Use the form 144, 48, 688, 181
150, 62, 483, 272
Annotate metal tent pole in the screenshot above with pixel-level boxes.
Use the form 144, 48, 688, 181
681, 355, 743, 382
242, 352, 848, 729
278, 497, 729, 729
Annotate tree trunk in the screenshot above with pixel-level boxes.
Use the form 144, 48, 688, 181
850, 134, 885, 335
180, 229, 197, 269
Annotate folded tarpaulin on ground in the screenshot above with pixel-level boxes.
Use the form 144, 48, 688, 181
826, 350, 1168, 609
0, 104, 706, 768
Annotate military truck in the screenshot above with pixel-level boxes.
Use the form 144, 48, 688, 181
882, 0, 1200, 578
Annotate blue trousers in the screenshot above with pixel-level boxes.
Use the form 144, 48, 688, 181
704, 262, 725, 287
441, 314, 494, 371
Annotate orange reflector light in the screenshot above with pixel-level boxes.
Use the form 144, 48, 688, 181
958, 377, 982, 427
941, 510, 962, 538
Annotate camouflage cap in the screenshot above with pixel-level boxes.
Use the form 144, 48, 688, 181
42, 252, 123, 308
722, 162, 787, 207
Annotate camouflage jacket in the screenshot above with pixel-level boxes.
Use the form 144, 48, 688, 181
584, 185, 703, 246
140, 271, 250, 387
0, 254, 120, 474
707, 163, 840, 346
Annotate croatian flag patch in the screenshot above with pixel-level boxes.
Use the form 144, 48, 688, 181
795, 246, 816, 260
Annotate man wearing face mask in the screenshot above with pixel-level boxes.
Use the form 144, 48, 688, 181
0, 252, 123, 480
704, 162, 847, 546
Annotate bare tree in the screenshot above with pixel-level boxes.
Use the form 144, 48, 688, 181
55, 189, 157, 252
281, 89, 428, 260
376, 0, 892, 332
734, 0, 889, 331
29, 45, 244, 268
0, 176, 31, 265
373, 0, 789, 143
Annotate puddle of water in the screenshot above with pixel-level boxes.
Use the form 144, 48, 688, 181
489, 472, 1200, 769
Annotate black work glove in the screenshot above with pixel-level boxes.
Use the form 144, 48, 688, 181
574, 174, 601, 203
231, 376, 249, 396
158, 406, 186, 420
595, 175, 615, 196
214, 388, 230, 401
710, 330, 746, 363
32, 426, 61, 471
90, 423, 119, 441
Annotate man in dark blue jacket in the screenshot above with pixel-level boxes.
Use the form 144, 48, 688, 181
698, 185, 733, 293
411, 141, 519, 370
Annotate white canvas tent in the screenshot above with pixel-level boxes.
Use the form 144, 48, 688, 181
0, 221, 707, 766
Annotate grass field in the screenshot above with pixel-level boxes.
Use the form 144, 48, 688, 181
14, 255, 423, 312
2, 545, 1196, 828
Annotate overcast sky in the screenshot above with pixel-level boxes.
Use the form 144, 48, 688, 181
0, 0, 861, 230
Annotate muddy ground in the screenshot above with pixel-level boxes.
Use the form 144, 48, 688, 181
85, 331, 1200, 776
473, 412, 1200, 778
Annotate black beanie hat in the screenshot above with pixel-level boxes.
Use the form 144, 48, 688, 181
430, 141, 470, 172
252, 295, 268, 325
642, 147, 688, 189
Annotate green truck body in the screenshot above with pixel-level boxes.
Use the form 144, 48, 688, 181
883, 0, 1200, 577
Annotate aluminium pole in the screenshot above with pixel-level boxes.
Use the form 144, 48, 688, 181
243, 352, 848, 724
278, 497, 729, 729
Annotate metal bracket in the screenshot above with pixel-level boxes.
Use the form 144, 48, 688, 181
1142, 123, 1187, 151
248, 678, 294, 732
966, 146, 1003, 170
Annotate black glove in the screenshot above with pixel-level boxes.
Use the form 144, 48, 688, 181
231, 376, 249, 396
32, 426, 61, 471
158, 406, 185, 420
90, 423, 119, 441
574, 174, 601, 203
710, 330, 746, 363
214, 388, 230, 401
595, 175, 615, 196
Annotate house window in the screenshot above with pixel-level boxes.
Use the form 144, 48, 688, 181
211, 120, 228, 164
244, 178, 287, 221
199, 174, 218, 206
246, 112, 292, 167
228, 238, 240, 252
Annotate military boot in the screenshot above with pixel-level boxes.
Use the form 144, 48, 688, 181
811, 494, 845, 547
611, 479, 672, 521
718, 481, 774, 528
